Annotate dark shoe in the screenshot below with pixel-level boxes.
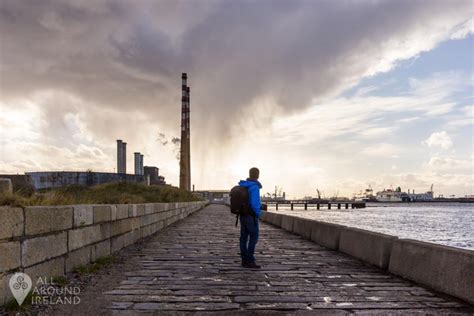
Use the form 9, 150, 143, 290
241, 262, 248, 267
244, 262, 261, 269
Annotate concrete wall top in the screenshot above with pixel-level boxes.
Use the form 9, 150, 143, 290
339, 226, 397, 269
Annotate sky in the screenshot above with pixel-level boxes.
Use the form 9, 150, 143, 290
0, 0, 473, 198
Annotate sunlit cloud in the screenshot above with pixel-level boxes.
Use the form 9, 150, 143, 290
423, 131, 453, 149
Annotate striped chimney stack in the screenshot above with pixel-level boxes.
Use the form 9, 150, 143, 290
179, 73, 191, 191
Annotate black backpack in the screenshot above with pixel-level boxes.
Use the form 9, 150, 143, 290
230, 185, 254, 226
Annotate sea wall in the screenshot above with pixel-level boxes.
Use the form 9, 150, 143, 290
0, 201, 207, 305
259, 211, 474, 304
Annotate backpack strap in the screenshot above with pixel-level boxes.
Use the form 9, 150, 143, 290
235, 214, 239, 227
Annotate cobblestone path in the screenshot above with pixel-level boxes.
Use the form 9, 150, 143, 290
105, 204, 472, 314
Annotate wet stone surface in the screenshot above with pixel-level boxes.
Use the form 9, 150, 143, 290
104, 204, 473, 314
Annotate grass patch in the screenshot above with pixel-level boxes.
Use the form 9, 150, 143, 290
0, 182, 202, 207
52, 276, 68, 287
3, 292, 40, 313
73, 255, 118, 276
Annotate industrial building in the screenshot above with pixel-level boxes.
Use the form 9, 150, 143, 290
8, 139, 168, 190
116, 141, 166, 185
26, 171, 145, 190
0, 174, 35, 194
193, 190, 230, 204
144, 166, 166, 185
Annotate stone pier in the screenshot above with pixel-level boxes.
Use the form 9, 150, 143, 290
45, 204, 472, 314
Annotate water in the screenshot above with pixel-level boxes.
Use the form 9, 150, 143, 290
272, 202, 474, 250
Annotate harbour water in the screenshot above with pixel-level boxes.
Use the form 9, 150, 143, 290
272, 202, 474, 250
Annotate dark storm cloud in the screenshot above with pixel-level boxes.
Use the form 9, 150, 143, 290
0, 0, 472, 141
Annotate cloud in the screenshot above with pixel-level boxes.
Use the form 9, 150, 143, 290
361, 143, 400, 157
0, 0, 473, 192
270, 71, 469, 146
358, 127, 397, 138
1, 1, 472, 131
450, 17, 474, 40
445, 105, 474, 128
426, 156, 473, 173
423, 131, 453, 149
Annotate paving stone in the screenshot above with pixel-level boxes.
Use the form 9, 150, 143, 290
110, 302, 133, 309
131, 302, 240, 311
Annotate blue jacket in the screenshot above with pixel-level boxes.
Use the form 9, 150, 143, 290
238, 179, 262, 218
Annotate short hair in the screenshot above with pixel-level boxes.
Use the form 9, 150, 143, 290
249, 167, 259, 180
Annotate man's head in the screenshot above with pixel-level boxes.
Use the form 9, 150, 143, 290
249, 167, 260, 180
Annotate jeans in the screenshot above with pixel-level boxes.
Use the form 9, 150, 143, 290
239, 214, 259, 263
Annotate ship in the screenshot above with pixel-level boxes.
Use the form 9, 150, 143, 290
353, 185, 377, 202
376, 186, 410, 202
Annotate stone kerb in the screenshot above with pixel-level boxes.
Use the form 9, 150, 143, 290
0, 201, 207, 305
388, 239, 474, 304
310, 221, 346, 250
260, 211, 345, 250
266, 212, 283, 227
291, 217, 314, 240
280, 214, 295, 232
339, 227, 397, 269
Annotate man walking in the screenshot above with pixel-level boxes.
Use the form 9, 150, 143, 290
238, 167, 262, 269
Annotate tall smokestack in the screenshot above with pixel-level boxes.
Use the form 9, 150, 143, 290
186, 86, 191, 186
140, 154, 144, 176
117, 140, 123, 173
122, 142, 127, 174
134, 152, 140, 175
179, 73, 191, 191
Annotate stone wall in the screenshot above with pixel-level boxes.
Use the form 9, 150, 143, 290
260, 211, 474, 304
0, 201, 207, 305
